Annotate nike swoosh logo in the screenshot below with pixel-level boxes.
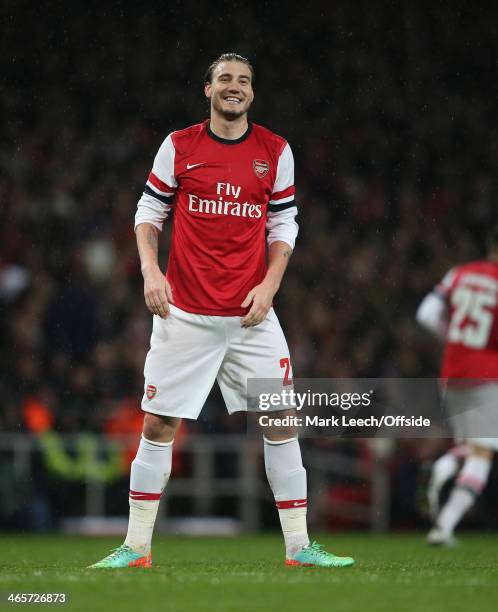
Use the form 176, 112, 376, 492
293, 501, 307, 507
186, 162, 205, 169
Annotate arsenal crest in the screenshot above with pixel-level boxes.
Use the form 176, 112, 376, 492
146, 384, 157, 400
253, 159, 269, 179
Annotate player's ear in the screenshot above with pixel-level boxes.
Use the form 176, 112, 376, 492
204, 82, 212, 100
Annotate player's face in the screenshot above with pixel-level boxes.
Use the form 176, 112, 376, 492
205, 61, 254, 120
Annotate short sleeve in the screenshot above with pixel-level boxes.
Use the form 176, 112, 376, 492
269, 143, 296, 212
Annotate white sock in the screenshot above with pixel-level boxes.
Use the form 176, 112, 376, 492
124, 436, 173, 554
437, 455, 491, 536
264, 436, 310, 559
431, 451, 459, 488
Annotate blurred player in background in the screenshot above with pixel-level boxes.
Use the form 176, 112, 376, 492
416, 226, 498, 546
90, 53, 354, 569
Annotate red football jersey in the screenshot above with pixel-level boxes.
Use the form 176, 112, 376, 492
143, 120, 295, 316
437, 260, 498, 379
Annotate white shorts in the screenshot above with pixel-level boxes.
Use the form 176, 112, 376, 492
141, 305, 292, 419
444, 383, 498, 451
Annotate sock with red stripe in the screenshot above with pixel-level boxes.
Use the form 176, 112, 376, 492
264, 436, 310, 559
437, 454, 491, 536
124, 436, 173, 555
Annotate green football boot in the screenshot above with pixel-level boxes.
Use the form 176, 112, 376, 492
286, 541, 355, 568
88, 544, 152, 569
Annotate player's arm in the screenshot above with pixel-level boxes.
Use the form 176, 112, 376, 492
265, 239, 294, 290
241, 143, 298, 328
241, 240, 294, 327
415, 269, 454, 340
136, 223, 172, 319
415, 268, 457, 340
416, 292, 448, 340
135, 134, 178, 319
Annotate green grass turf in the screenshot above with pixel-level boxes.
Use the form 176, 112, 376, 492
1, 533, 498, 612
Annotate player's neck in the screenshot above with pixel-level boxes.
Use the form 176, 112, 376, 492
209, 113, 249, 141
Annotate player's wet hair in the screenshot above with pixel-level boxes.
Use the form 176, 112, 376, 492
204, 53, 255, 86
487, 225, 498, 255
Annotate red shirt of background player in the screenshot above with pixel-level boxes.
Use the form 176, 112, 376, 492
436, 261, 498, 380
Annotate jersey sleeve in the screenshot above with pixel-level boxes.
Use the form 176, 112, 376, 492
134, 134, 179, 232
435, 267, 457, 301
416, 268, 455, 339
416, 292, 448, 339
269, 143, 296, 212
266, 142, 298, 248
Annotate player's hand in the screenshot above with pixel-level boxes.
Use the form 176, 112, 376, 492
240, 280, 277, 327
143, 265, 173, 319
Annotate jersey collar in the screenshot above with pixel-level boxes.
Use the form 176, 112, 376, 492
206, 121, 252, 145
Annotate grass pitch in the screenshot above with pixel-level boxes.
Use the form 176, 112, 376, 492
1, 533, 498, 612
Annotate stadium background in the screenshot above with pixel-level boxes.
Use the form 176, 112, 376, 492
2, 1, 498, 534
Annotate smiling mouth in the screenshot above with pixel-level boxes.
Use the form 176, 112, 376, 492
224, 97, 242, 105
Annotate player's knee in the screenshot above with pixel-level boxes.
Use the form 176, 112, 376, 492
264, 429, 298, 442
260, 409, 298, 441
142, 412, 181, 442
469, 445, 494, 460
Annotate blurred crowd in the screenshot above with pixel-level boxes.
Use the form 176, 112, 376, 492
3, 3, 497, 435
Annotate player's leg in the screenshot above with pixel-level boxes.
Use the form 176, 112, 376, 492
427, 443, 468, 519
428, 444, 493, 545
89, 414, 181, 568
261, 415, 353, 567
90, 307, 225, 568
261, 412, 309, 559
218, 309, 354, 567
123, 414, 181, 557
